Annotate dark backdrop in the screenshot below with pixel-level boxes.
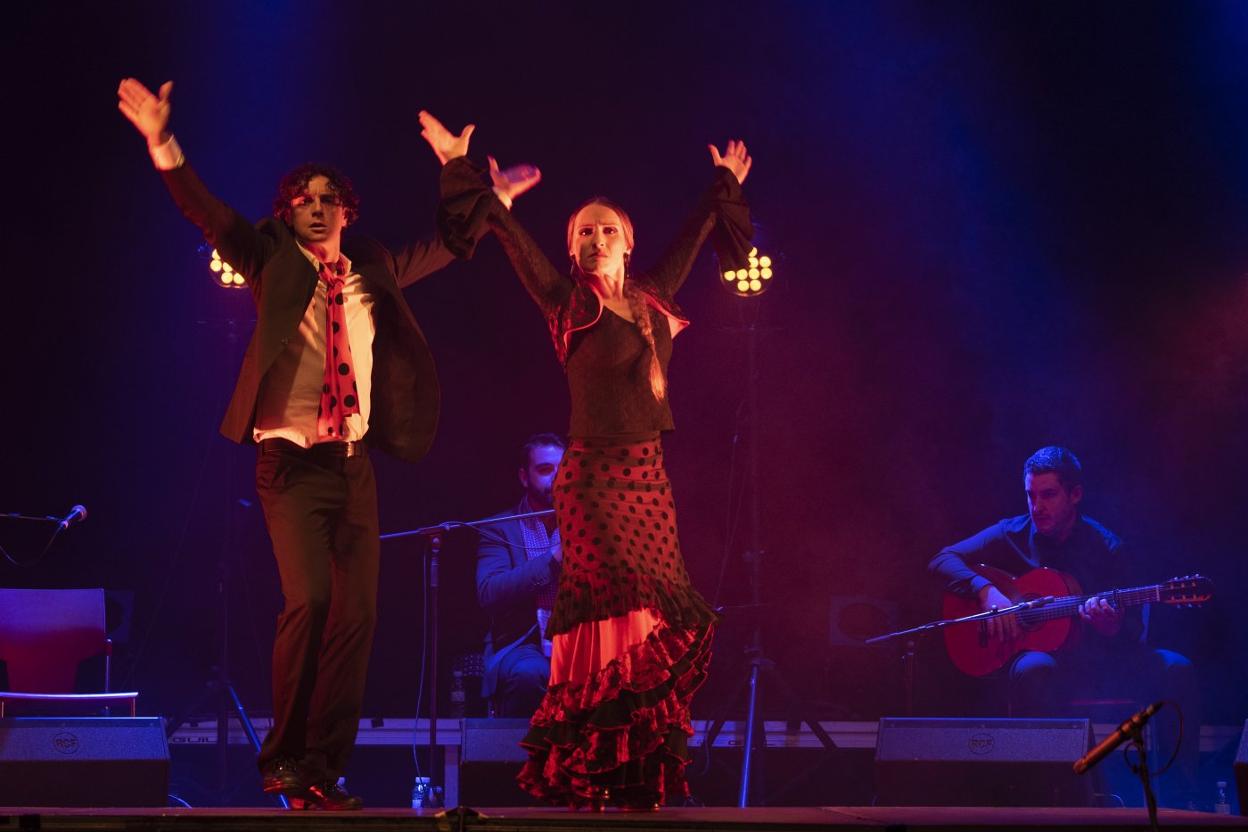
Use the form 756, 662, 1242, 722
4, 1, 1246, 734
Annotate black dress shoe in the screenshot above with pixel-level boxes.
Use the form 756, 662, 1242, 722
261, 757, 307, 795
302, 780, 364, 811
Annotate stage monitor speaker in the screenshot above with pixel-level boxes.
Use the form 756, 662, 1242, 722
874, 717, 1094, 807
461, 718, 529, 763
459, 718, 533, 806
1235, 718, 1248, 816
0, 716, 169, 807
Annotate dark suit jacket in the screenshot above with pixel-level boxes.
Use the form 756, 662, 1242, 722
475, 502, 559, 698
161, 163, 453, 463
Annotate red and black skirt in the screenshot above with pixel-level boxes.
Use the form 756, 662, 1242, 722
517, 434, 716, 808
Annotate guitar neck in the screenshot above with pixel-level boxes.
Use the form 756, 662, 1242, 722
1018, 584, 1159, 624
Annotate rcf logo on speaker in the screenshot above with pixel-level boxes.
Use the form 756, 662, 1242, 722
968, 733, 995, 755
52, 732, 80, 755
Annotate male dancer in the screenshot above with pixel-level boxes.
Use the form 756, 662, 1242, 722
117, 79, 537, 808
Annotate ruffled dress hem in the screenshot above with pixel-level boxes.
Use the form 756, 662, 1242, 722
517, 613, 714, 808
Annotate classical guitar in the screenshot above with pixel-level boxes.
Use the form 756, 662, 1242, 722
942, 565, 1213, 677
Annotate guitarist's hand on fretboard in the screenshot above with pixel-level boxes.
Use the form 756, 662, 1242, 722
1078, 595, 1124, 637
978, 584, 1022, 641
945, 567, 1212, 676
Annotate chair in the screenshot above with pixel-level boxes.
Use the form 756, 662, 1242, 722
0, 588, 139, 717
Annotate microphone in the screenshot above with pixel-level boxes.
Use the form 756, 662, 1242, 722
1073, 700, 1164, 774
58, 504, 88, 531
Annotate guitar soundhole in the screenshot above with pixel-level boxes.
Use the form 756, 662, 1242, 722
1016, 596, 1042, 631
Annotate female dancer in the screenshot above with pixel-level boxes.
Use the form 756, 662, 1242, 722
424, 114, 753, 810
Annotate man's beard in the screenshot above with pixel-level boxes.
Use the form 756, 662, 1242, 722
531, 487, 554, 509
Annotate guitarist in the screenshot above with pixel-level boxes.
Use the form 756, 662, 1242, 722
928, 446, 1200, 806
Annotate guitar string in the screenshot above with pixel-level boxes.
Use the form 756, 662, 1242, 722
1017, 585, 1167, 625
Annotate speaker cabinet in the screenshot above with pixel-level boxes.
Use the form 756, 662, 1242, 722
458, 718, 534, 806
0, 717, 169, 806
874, 717, 1094, 807
462, 718, 529, 763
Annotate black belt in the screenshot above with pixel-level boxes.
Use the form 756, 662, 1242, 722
258, 437, 368, 459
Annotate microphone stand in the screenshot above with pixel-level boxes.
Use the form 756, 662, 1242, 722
1130, 731, 1158, 831
163, 317, 279, 807
1079, 720, 1158, 831
696, 315, 839, 807
0, 510, 78, 567
1073, 702, 1164, 831
381, 507, 555, 806
0, 512, 70, 523
865, 596, 1059, 716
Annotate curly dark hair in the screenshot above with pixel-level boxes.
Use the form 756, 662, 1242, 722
273, 163, 361, 225
1023, 446, 1083, 491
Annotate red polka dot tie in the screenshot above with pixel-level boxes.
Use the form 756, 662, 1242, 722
316, 260, 360, 440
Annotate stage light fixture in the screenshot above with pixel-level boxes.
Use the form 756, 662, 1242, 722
209, 248, 247, 288
722, 247, 775, 297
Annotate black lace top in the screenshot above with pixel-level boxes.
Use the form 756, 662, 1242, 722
438, 158, 752, 438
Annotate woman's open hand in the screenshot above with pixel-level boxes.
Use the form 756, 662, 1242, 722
489, 155, 542, 205
709, 139, 752, 185
418, 110, 475, 165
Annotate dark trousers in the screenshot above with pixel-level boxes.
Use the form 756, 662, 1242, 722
495, 641, 550, 718
254, 444, 380, 779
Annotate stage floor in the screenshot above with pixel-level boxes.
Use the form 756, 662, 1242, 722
2, 806, 1246, 832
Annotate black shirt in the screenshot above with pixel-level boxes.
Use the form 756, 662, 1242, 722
565, 307, 674, 438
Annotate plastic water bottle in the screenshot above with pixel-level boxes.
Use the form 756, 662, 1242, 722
449, 669, 466, 718
1215, 780, 1231, 815
411, 776, 431, 809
